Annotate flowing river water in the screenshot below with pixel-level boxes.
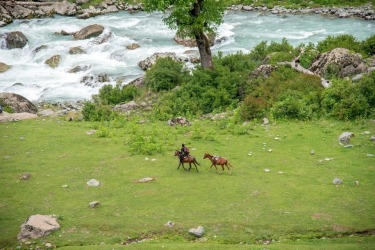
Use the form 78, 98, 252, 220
0, 10, 374, 102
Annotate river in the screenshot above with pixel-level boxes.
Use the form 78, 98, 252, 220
0, 10, 374, 102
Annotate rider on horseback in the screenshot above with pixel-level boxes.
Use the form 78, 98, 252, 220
181, 144, 190, 160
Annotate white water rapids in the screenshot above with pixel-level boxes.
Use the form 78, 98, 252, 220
0, 11, 374, 102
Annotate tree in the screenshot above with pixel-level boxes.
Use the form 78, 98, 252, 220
143, 0, 226, 69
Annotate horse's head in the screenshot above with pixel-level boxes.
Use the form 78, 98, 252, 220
203, 153, 209, 159
174, 150, 180, 156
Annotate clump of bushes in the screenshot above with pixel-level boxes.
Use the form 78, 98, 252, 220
145, 57, 188, 91
83, 36, 375, 123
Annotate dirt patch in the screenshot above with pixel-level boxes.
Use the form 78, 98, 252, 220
312, 213, 332, 221
0, 112, 38, 122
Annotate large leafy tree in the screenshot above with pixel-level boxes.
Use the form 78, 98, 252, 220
143, 0, 226, 69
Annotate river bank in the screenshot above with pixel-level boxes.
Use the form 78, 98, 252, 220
0, 0, 374, 27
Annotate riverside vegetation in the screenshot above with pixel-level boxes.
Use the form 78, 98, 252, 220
0, 33, 375, 248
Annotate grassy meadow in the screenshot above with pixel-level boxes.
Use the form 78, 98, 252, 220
0, 116, 374, 249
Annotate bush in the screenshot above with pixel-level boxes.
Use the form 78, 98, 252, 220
98, 84, 139, 105
240, 96, 268, 120
271, 90, 317, 120
361, 35, 375, 57
317, 34, 361, 54
249, 38, 297, 63
321, 79, 370, 120
82, 101, 117, 121
298, 43, 319, 69
145, 57, 188, 91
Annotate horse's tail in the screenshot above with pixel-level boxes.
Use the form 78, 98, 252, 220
227, 161, 234, 168
194, 158, 200, 166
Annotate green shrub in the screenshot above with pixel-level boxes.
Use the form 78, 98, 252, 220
298, 43, 319, 69
145, 57, 187, 91
317, 34, 361, 54
0, 99, 13, 113
266, 51, 295, 64
271, 90, 316, 120
249, 38, 297, 63
240, 96, 268, 120
82, 101, 117, 121
361, 35, 375, 57
98, 84, 139, 105
321, 79, 370, 120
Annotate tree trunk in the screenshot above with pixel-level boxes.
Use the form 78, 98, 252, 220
192, 0, 213, 69
195, 31, 213, 69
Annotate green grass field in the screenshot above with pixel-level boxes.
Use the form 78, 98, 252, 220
0, 116, 374, 249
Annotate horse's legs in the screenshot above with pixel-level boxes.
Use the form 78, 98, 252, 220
178, 162, 188, 171
188, 163, 192, 171
193, 162, 199, 172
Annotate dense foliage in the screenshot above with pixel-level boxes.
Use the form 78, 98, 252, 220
83, 34, 375, 122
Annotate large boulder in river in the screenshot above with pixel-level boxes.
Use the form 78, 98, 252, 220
45, 55, 61, 68
73, 24, 104, 40
309, 48, 366, 78
0, 62, 11, 73
0, 92, 37, 114
2, 31, 28, 49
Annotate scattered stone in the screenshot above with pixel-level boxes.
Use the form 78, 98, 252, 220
278, 171, 283, 174
343, 144, 353, 148
19, 173, 31, 180
332, 177, 343, 185
168, 117, 190, 126
310, 150, 315, 155
85, 130, 96, 135
370, 136, 375, 141
268, 149, 273, 152
264, 168, 271, 173
367, 154, 375, 157
45, 55, 61, 68
126, 43, 140, 50
262, 117, 270, 125
69, 46, 86, 54
87, 179, 100, 186
355, 180, 360, 185
45, 242, 53, 248
39, 109, 55, 117
89, 201, 100, 208
324, 157, 333, 161
189, 226, 204, 237
17, 214, 60, 241
137, 177, 154, 183
165, 221, 175, 228
338, 132, 355, 145
62, 185, 68, 188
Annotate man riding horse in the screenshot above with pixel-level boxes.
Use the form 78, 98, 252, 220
180, 144, 190, 162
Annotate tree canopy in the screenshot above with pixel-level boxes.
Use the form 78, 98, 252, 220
143, 0, 226, 69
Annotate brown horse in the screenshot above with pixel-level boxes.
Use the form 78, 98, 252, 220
203, 152, 233, 175
174, 150, 200, 172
